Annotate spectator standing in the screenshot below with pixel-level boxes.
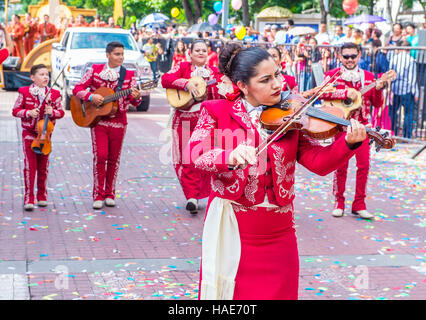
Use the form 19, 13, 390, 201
331, 25, 346, 45
342, 26, 355, 43
143, 36, 159, 80
315, 23, 331, 45
206, 41, 219, 68
385, 23, 403, 46
388, 40, 419, 138
172, 40, 187, 67
404, 23, 419, 58
353, 29, 363, 44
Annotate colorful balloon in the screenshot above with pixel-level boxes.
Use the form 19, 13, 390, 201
235, 26, 246, 40
231, 0, 242, 11
171, 7, 180, 18
342, 0, 358, 15
208, 14, 218, 26
213, 1, 223, 13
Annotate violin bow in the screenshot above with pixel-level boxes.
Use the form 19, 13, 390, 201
256, 69, 341, 156
37, 58, 71, 112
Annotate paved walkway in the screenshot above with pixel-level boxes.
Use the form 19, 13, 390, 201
0, 89, 424, 300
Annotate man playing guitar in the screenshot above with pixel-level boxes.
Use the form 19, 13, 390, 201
73, 41, 142, 209
321, 42, 387, 219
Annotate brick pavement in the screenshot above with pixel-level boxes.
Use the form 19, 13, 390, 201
0, 89, 424, 300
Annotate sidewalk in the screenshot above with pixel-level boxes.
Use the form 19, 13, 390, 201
0, 89, 424, 300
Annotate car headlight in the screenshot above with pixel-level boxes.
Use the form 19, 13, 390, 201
67, 64, 84, 76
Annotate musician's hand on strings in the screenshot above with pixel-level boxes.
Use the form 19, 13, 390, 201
345, 119, 367, 145
131, 87, 141, 100
375, 79, 386, 90
91, 94, 104, 106
228, 144, 257, 168
186, 81, 200, 97
45, 105, 53, 116
347, 90, 358, 101
28, 108, 40, 118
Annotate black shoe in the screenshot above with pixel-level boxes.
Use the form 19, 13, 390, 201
186, 198, 198, 212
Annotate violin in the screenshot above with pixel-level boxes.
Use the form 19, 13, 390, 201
259, 91, 395, 152
30, 58, 70, 155
31, 98, 54, 155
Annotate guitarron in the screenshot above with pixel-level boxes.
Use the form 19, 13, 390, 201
166, 76, 216, 110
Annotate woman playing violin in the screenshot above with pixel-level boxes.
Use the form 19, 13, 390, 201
186, 43, 368, 300
161, 39, 223, 214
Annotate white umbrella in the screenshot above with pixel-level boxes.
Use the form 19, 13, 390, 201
287, 26, 316, 36
139, 13, 169, 26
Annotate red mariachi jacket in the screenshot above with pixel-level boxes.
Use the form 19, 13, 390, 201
185, 98, 359, 208
12, 84, 64, 133
72, 64, 141, 127
161, 61, 223, 111
321, 67, 384, 125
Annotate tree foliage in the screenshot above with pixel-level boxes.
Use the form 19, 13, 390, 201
12, 0, 426, 27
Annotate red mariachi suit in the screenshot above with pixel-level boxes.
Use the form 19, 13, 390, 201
322, 67, 384, 212
161, 61, 223, 200
12, 84, 64, 205
38, 22, 56, 42
23, 20, 38, 56
7, 22, 25, 60
73, 64, 141, 201
186, 97, 359, 299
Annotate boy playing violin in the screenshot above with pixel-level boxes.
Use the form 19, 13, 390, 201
12, 64, 64, 211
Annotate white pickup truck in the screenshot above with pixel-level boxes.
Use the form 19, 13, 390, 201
51, 27, 153, 111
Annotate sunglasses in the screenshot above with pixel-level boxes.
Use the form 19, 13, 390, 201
342, 54, 358, 60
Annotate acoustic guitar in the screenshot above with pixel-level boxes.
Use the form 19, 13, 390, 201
166, 76, 217, 110
322, 70, 396, 119
70, 79, 157, 128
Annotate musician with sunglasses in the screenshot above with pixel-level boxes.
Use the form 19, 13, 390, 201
73, 41, 142, 210
320, 42, 386, 219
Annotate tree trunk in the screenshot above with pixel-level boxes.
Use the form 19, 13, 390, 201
319, 0, 328, 24
385, 0, 394, 24
193, 0, 203, 22
182, 0, 195, 25
242, 0, 250, 26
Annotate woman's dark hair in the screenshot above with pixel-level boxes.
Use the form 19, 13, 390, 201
175, 40, 186, 55
190, 39, 207, 52
268, 46, 282, 60
393, 23, 403, 30
30, 64, 48, 75
219, 43, 272, 84
106, 41, 124, 53
373, 29, 382, 38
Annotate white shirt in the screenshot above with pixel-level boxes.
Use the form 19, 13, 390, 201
315, 32, 331, 45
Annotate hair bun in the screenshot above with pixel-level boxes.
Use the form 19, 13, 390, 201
219, 42, 244, 77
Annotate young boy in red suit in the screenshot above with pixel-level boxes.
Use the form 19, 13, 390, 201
12, 64, 64, 210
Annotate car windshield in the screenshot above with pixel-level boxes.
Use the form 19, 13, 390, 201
70, 32, 138, 50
